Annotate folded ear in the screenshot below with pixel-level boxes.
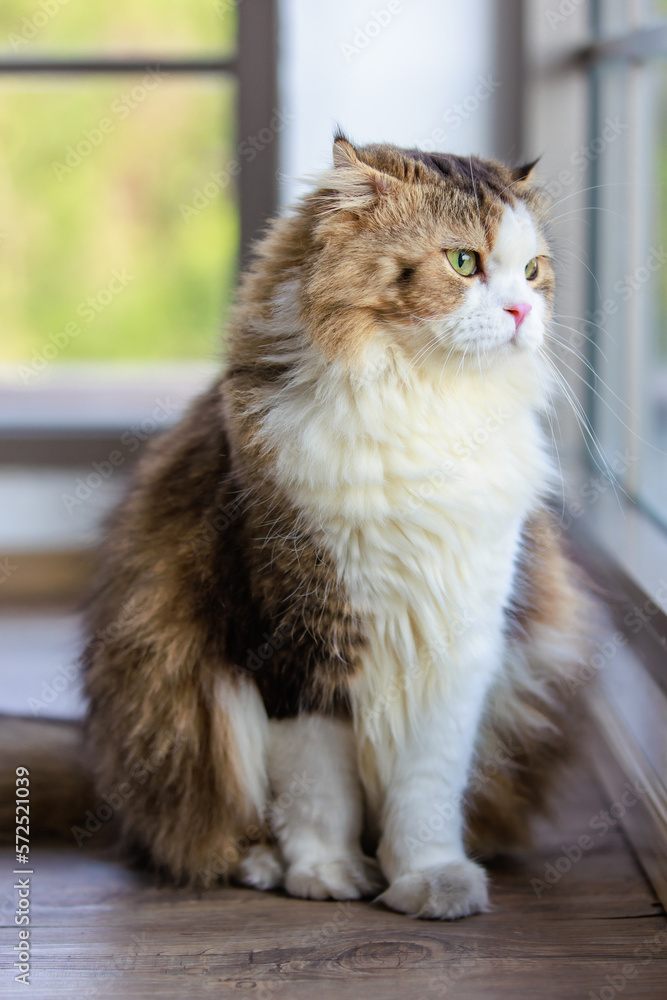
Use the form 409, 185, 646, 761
511, 157, 541, 183
324, 134, 397, 207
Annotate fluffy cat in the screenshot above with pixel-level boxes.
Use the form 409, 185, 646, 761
81, 136, 589, 919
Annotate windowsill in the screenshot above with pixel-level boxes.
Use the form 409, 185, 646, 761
0, 363, 218, 466
0, 362, 217, 431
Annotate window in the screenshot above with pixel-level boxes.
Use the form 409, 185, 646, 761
0, 1, 278, 594
0, 4, 241, 373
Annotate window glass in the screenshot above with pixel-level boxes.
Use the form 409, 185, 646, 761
647, 0, 667, 23
597, 0, 633, 36
0, 77, 238, 372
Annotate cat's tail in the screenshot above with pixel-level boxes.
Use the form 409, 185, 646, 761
0, 715, 95, 844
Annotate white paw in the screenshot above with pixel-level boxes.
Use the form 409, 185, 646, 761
376, 859, 489, 920
285, 856, 385, 901
236, 843, 285, 891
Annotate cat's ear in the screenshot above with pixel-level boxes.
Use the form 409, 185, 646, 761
327, 134, 396, 205
332, 135, 360, 171
511, 157, 541, 183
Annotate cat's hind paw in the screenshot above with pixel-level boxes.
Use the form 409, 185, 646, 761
285, 856, 385, 901
375, 859, 489, 920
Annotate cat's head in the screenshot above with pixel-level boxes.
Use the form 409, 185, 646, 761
300, 135, 553, 372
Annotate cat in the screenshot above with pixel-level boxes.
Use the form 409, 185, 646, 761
79, 134, 590, 920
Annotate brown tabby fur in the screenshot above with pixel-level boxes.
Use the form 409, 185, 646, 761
74, 140, 590, 880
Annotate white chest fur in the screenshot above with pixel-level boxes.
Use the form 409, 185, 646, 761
259, 345, 553, 760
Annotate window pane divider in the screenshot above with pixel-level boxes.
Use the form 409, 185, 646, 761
0, 55, 236, 75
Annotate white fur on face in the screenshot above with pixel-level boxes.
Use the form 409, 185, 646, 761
434, 201, 548, 356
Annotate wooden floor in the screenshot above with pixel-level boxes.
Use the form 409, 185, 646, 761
1, 763, 666, 1000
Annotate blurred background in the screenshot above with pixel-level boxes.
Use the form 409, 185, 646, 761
0, 0, 666, 800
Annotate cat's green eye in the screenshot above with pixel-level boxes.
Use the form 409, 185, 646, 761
446, 249, 479, 277
525, 257, 538, 280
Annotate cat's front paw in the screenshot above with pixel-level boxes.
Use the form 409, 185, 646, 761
375, 859, 489, 920
235, 843, 285, 891
285, 856, 385, 901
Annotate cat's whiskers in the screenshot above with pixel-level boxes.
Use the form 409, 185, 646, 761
548, 181, 627, 214
554, 312, 611, 339
403, 328, 445, 377
549, 244, 602, 298
548, 204, 625, 226
548, 330, 606, 375
442, 341, 466, 385
545, 338, 664, 457
475, 342, 488, 388
537, 346, 630, 512
442, 341, 471, 396
528, 350, 566, 509
550, 318, 609, 362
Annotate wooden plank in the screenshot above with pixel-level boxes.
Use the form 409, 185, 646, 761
1, 911, 665, 960
7, 957, 667, 1000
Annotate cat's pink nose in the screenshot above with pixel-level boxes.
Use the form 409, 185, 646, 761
504, 302, 532, 330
